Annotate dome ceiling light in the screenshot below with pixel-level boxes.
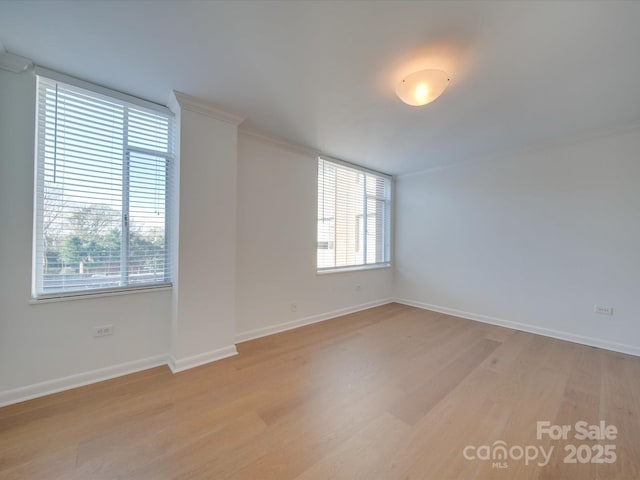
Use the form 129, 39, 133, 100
396, 69, 450, 106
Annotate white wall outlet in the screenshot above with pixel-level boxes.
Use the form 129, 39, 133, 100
94, 324, 114, 337
594, 305, 614, 316
290, 302, 297, 313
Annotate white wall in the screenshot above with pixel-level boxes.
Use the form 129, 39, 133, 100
0, 70, 393, 405
236, 132, 394, 340
4, 63, 637, 406
0, 70, 171, 405
395, 127, 640, 355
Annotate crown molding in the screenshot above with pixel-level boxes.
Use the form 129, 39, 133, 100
239, 126, 320, 158
170, 91, 245, 126
397, 121, 640, 180
0, 45, 33, 74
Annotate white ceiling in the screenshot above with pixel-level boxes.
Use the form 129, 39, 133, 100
1, 0, 640, 175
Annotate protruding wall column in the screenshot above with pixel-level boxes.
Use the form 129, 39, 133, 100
168, 92, 244, 372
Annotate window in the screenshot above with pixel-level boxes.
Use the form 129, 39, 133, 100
32, 70, 174, 299
317, 157, 391, 272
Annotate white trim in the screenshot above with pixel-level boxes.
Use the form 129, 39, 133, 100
319, 154, 393, 180
238, 128, 394, 178
167, 345, 238, 373
317, 263, 391, 275
0, 345, 239, 407
0, 354, 168, 408
34, 66, 170, 115
395, 298, 640, 358
0, 49, 32, 73
30, 285, 172, 304
396, 122, 640, 179
0, 299, 395, 406
239, 127, 320, 158
171, 91, 245, 126
235, 298, 394, 344
4, 298, 637, 408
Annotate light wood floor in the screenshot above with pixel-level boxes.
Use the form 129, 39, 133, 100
1, 303, 639, 479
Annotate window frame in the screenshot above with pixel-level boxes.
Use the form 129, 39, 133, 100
31, 67, 174, 301
316, 156, 392, 274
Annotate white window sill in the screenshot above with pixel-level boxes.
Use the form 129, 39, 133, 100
30, 284, 172, 304
316, 263, 391, 275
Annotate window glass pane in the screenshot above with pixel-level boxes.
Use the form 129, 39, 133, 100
128, 151, 168, 285
127, 108, 171, 154
34, 76, 173, 298
317, 158, 391, 271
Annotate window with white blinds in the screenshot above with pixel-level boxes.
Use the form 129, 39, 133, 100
317, 157, 391, 272
33, 71, 174, 299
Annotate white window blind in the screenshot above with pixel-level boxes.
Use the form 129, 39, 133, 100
317, 157, 391, 272
33, 73, 174, 299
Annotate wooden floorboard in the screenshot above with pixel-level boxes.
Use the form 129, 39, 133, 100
1, 303, 639, 479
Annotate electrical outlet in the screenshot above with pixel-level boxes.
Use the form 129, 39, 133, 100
290, 302, 297, 313
594, 305, 614, 316
94, 324, 114, 337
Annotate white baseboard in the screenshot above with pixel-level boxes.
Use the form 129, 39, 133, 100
395, 298, 640, 357
15, 298, 595, 407
0, 354, 168, 408
167, 345, 238, 373
0, 300, 393, 407
235, 298, 394, 343
0, 345, 240, 407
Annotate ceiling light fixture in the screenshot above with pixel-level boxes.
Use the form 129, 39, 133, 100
396, 69, 450, 106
